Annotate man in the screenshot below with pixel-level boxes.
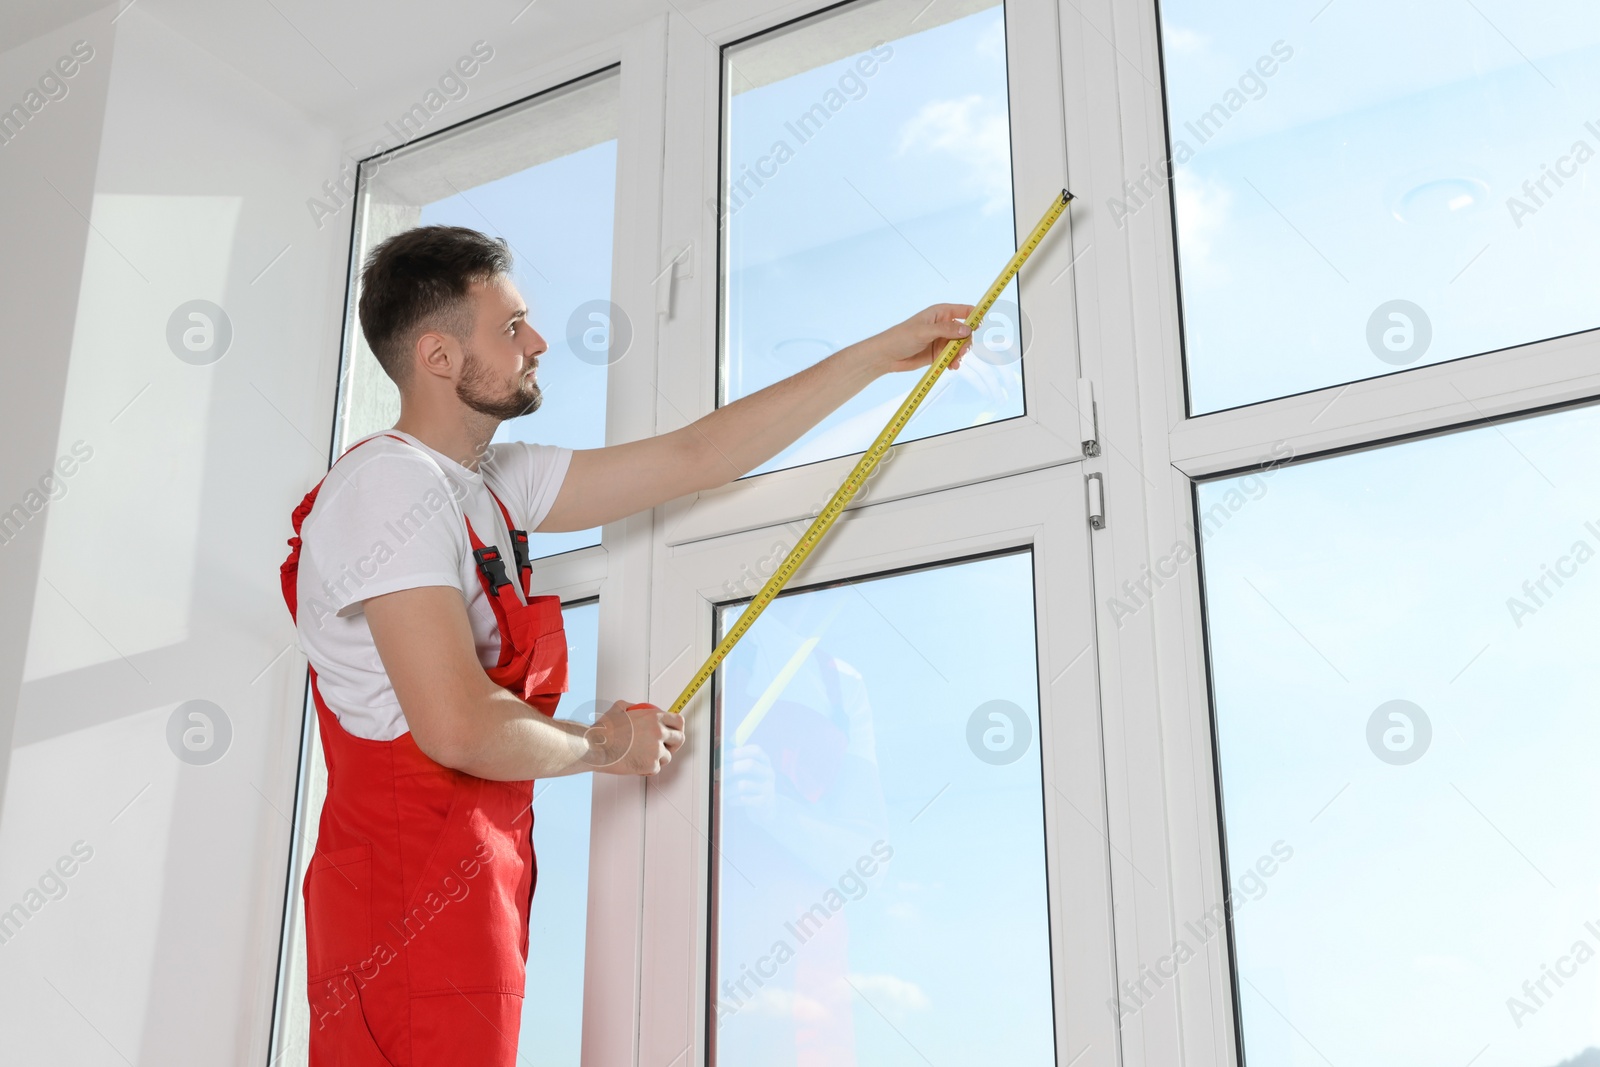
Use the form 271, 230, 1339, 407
280, 224, 974, 1065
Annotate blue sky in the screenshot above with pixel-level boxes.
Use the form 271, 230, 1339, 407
723, 5, 1024, 475
1201, 402, 1600, 1067
1168, 7, 1600, 1058
1161, 0, 1600, 413
714, 552, 1054, 1065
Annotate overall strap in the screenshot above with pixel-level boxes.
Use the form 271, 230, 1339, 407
485, 487, 534, 599
464, 515, 528, 670
280, 433, 407, 622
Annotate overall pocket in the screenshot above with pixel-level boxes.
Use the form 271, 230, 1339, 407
400, 792, 533, 997
304, 842, 373, 980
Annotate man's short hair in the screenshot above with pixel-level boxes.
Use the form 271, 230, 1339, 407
357, 225, 513, 385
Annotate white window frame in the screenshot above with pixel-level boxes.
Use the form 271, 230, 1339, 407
637, 462, 1116, 1065
273, 1, 1124, 1061
633, 1, 1121, 1062
655, 0, 1091, 548
1075, 2, 1600, 1065
271, 1, 1600, 1064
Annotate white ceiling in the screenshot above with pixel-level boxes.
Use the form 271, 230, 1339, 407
5, 0, 687, 137
4, 0, 114, 46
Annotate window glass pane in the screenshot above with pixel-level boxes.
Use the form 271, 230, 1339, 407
1198, 403, 1600, 1066
721, 0, 1020, 476
348, 71, 619, 557
1160, 1, 1600, 414
520, 599, 599, 1064
711, 553, 1053, 1064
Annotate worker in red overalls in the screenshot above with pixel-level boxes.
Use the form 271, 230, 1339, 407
281, 224, 974, 1065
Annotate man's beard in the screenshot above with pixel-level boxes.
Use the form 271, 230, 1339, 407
456, 345, 542, 422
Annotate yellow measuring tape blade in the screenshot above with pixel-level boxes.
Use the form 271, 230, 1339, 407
667, 188, 1075, 718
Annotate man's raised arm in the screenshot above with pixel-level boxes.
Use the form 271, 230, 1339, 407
536, 303, 974, 533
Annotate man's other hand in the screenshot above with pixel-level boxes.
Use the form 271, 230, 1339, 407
584, 701, 685, 775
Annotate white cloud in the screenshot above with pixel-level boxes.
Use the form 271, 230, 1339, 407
739, 987, 833, 1024
1163, 26, 1210, 55
846, 972, 930, 1011
1173, 168, 1233, 285
896, 95, 1013, 214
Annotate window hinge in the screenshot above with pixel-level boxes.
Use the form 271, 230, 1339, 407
1078, 378, 1101, 457
1086, 472, 1106, 530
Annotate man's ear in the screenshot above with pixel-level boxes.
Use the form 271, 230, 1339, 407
414, 328, 458, 381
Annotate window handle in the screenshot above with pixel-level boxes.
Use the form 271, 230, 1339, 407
655, 243, 693, 320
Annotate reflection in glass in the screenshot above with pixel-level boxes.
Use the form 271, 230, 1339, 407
721, 0, 1020, 475
519, 599, 599, 1065
711, 553, 1053, 1065
351, 71, 619, 557
1159, 0, 1600, 413
1199, 403, 1600, 1067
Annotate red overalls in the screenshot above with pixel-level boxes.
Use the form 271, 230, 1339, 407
280, 433, 569, 1066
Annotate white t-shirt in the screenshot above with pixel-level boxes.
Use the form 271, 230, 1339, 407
294, 430, 573, 740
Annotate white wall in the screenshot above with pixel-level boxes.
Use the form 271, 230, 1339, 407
0, 6, 344, 1062
0, 1, 678, 1061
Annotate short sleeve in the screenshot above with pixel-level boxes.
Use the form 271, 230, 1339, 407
483, 441, 573, 531
301, 445, 468, 618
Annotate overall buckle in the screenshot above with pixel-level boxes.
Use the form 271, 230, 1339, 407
510, 529, 531, 576
473, 545, 512, 593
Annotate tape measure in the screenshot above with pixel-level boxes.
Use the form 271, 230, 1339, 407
666, 188, 1075, 718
